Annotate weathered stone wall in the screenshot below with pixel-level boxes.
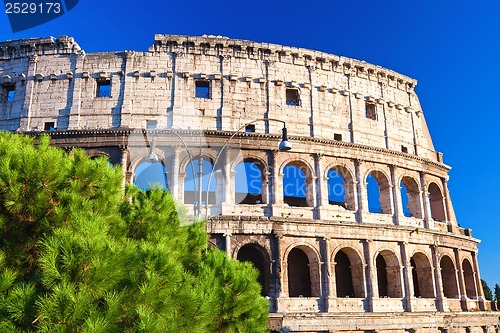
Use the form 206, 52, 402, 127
1, 34, 436, 160
0, 35, 496, 333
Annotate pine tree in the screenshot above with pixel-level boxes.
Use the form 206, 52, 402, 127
0, 132, 268, 332
481, 279, 492, 300
495, 284, 500, 309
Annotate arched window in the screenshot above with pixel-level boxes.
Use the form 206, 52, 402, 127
440, 256, 458, 298
400, 177, 422, 218
283, 162, 312, 207
410, 253, 434, 298
328, 169, 345, 207
237, 244, 270, 296
184, 158, 216, 205
335, 250, 354, 297
334, 248, 365, 298
367, 171, 392, 214
428, 183, 446, 222
134, 161, 168, 191
376, 254, 388, 297
234, 161, 263, 205
462, 259, 476, 298
375, 251, 402, 298
287, 248, 312, 297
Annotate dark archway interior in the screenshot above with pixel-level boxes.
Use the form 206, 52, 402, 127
237, 244, 270, 296
335, 250, 354, 297
288, 248, 312, 297
376, 254, 388, 297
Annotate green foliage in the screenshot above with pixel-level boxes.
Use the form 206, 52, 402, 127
495, 284, 500, 308
481, 279, 492, 300
0, 132, 268, 332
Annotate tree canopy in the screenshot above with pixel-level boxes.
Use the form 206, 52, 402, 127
481, 279, 492, 301
0, 132, 269, 332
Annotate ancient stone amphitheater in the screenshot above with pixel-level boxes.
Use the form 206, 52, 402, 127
0, 35, 498, 333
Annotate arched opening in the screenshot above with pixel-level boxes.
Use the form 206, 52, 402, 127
367, 171, 392, 214
376, 254, 388, 297
234, 160, 264, 205
283, 162, 312, 207
428, 182, 446, 222
328, 169, 345, 207
462, 259, 476, 298
327, 166, 356, 210
184, 158, 216, 205
375, 251, 402, 298
440, 256, 458, 298
287, 248, 312, 297
400, 177, 422, 218
237, 244, 270, 296
335, 250, 354, 297
410, 253, 435, 298
134, 161, 168, 191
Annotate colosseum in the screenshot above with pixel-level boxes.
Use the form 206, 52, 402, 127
0, 35, 498, 333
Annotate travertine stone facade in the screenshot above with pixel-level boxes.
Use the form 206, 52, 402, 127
0, 35, 497, 333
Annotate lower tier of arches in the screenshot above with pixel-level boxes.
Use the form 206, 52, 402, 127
207, 220, 490, 315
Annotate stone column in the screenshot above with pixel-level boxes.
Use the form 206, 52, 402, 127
322, 238, 333, 301
431, 244, 445, 311
355, 160, 366, 223
442, 177, 453, 231
67, 53, 85, 129
472, 251, 486, 310
315, 154, 329, 217
221, 148, 232, 205
178, 172, 186, 204
19, 55, 38, 131
390, 165, 401, 225
363, 239, 376, 312
454, 248, 467, 310
171, 147, 181, 200
400, 241, 413, 311
120, 145, 129, 189
270, 150, 283, 218
224, 233, 231, 256
420, 172, 432, 229
119, 51, 135, 128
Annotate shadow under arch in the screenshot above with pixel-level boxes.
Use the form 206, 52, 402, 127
285, 243, 321, 297
410, 251, 435, 298
440, 255, 458, 298
236, 243, 271, 296
332, 246, 365, 298
375, 249, 402, 298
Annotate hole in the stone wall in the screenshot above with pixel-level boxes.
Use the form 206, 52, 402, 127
146, 120, 157, 129
96, 79, 111, 98
286, 88, 300, 106
365, 102, 377, 120
245, 124, 256, 132
195, 80, 210, 99
334, 133, 342, 141
44, 122, 56, 131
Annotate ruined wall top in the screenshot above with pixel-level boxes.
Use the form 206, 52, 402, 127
0, 35, 82, 59
150, 34, 417, 91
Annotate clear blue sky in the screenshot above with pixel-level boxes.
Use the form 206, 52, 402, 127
1, 1, 499, 289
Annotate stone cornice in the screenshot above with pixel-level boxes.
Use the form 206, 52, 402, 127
149, 34, 417, 91
27, 128, 449, 172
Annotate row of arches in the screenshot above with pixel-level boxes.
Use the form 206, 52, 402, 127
133, 157, 448, 222
235, 243, 479, 302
